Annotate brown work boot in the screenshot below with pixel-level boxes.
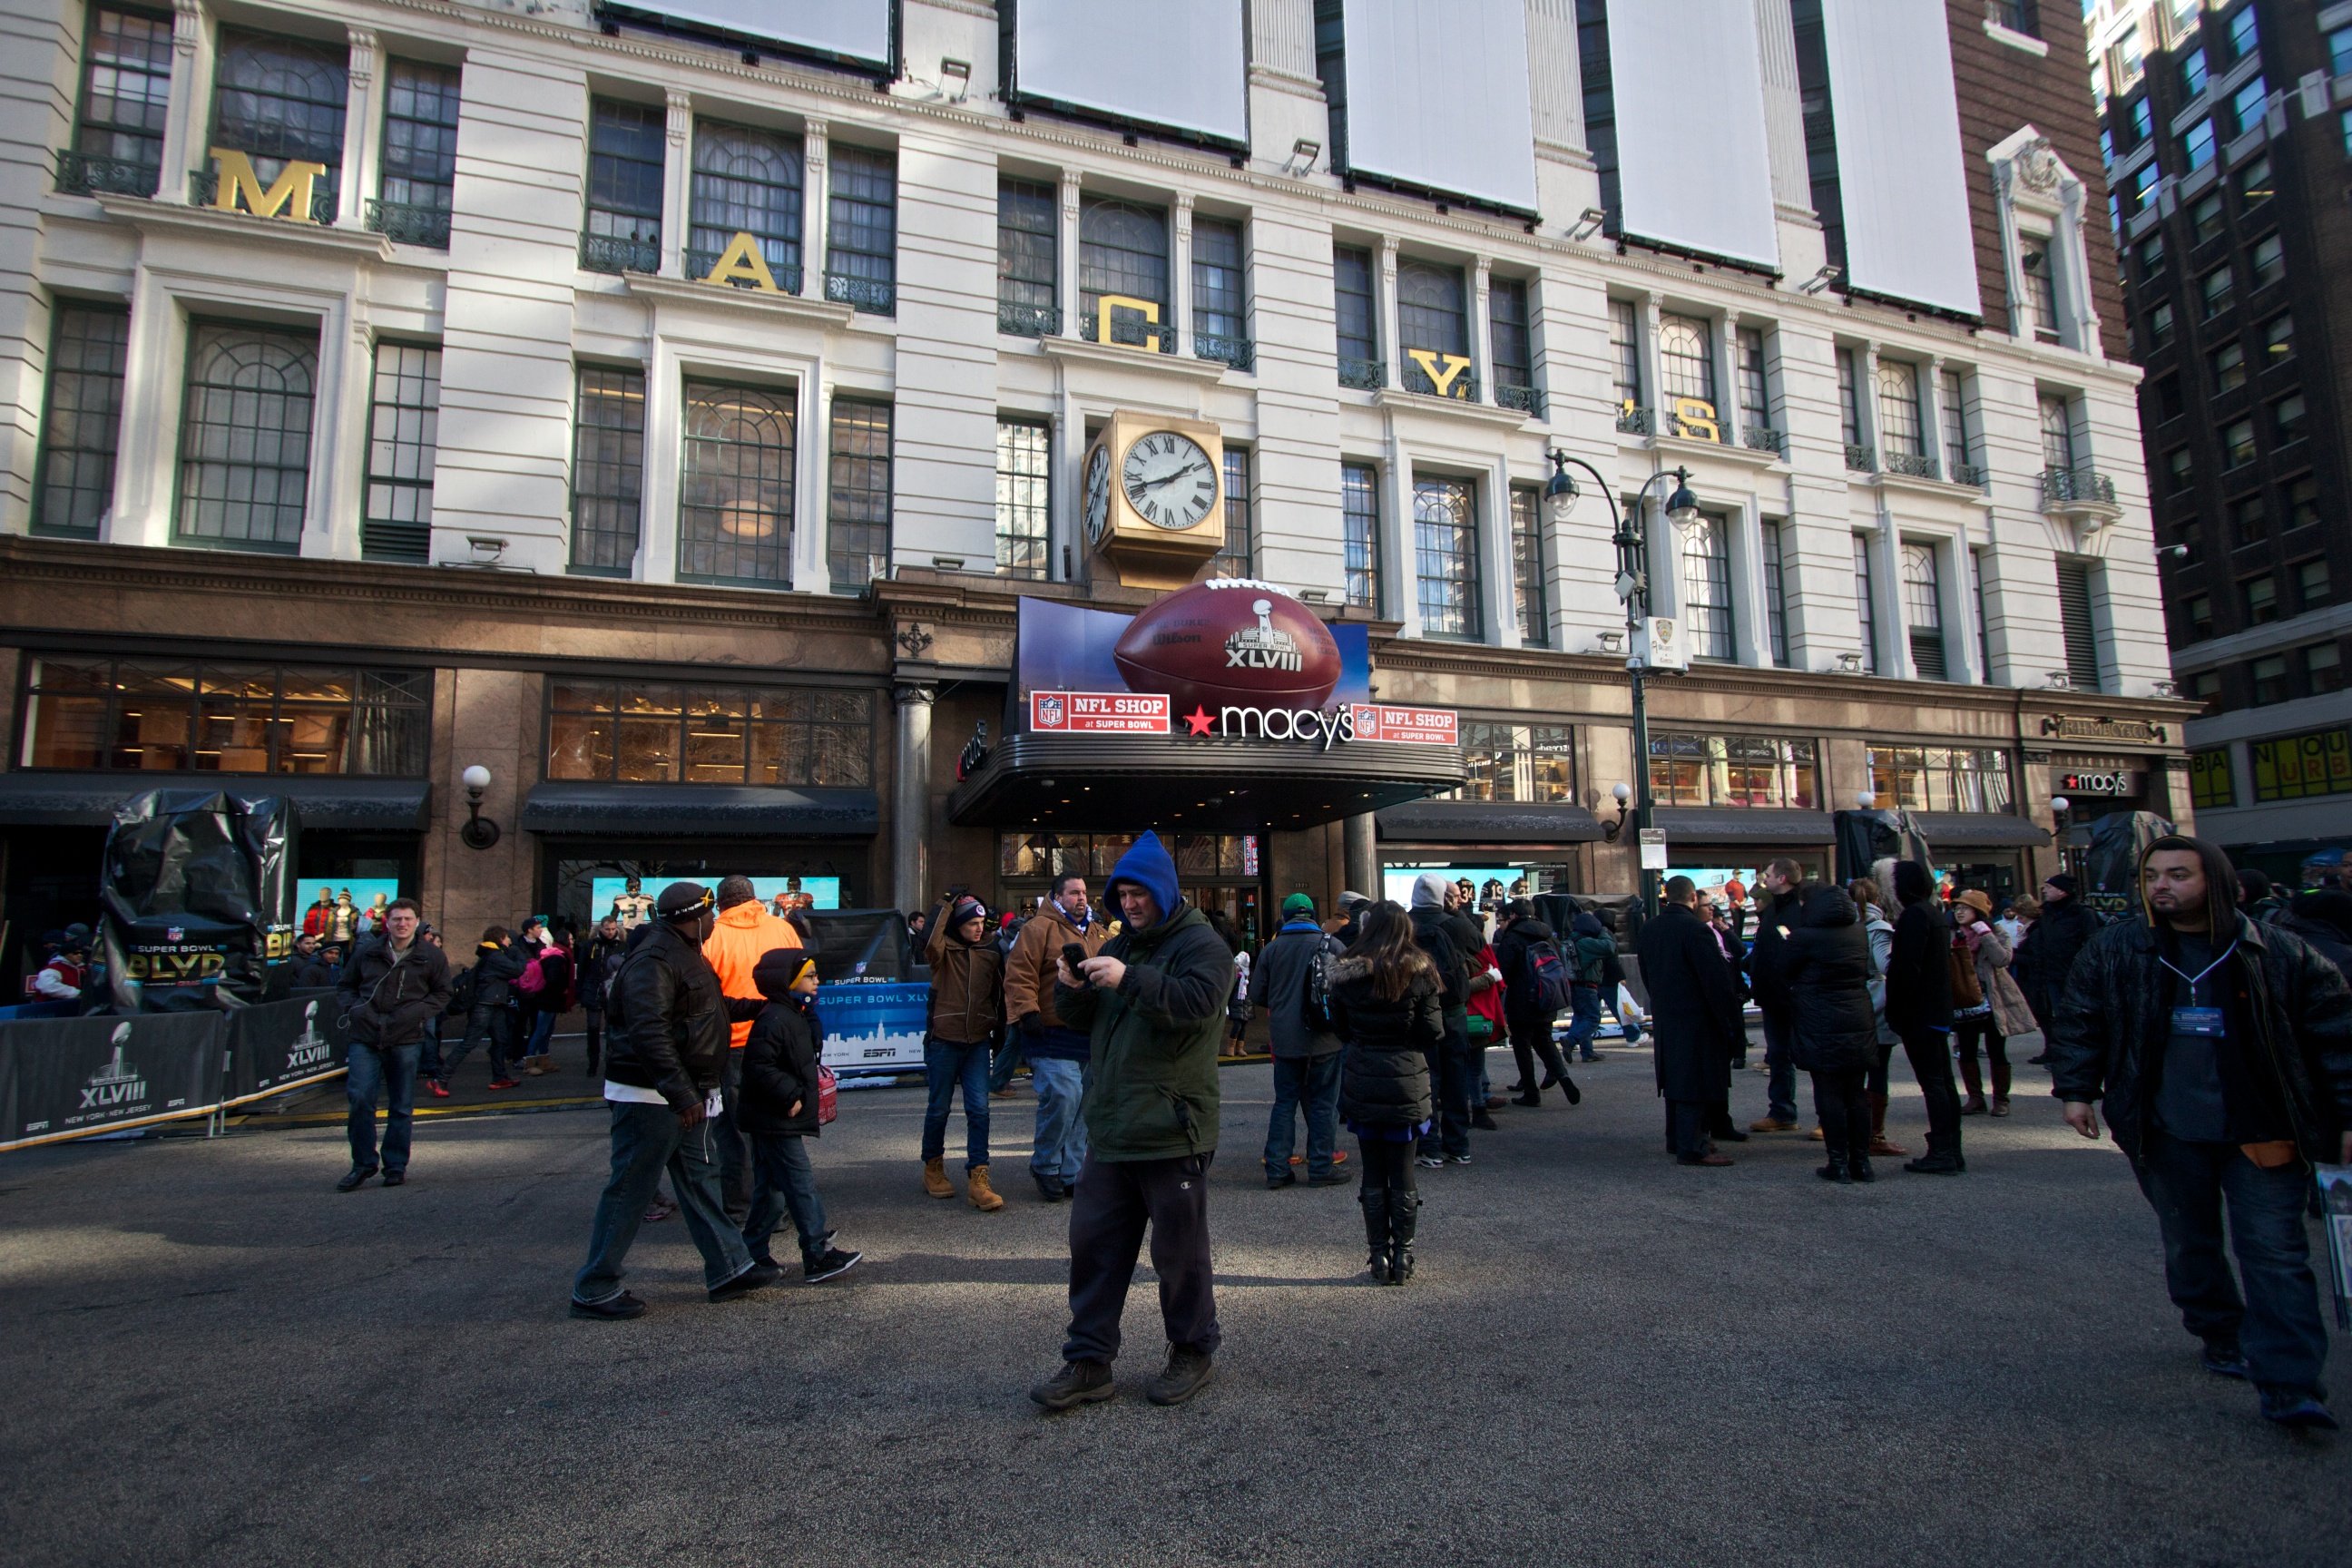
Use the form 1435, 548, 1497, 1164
1749, 1117, 1798, 1132
967, 1164, 1005, 1211
1867, 1092, 1906, 1157
922, 1157, 954, 1199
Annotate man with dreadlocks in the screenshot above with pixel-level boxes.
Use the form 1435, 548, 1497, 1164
2049, 835, 2352, 1432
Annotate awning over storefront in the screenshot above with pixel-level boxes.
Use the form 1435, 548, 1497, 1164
1374, 799, 1604, 844
1914, 810, 2052, 849
1651, 807, 1836, 843
946, 732, 1465, 833
521, 782, 879, 838
0, 771, 430, 831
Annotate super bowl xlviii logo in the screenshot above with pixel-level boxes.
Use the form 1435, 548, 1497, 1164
286, 1000, 333, 1073
1224, 598, 1303, 674
81, 1024, 148, 1110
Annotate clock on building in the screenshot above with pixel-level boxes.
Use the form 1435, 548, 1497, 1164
1083, 446, 1112, 545
1080, 412, 1226, 590
1119, 431, 1218, 532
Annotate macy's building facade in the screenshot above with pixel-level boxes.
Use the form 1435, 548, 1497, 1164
0, 0, 2193, 969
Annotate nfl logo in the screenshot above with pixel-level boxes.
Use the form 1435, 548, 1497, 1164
165, 926, 185, 943
1036, 695, 1066, 730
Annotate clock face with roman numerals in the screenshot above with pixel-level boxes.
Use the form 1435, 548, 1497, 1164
1120, 431, 1218, 532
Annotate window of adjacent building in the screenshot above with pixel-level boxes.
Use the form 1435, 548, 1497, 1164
1658, 314, 1716, 408
1510, 485, 1546, 645
1211, 446, 1253, 579
2211, 339, 2246, 393
2251, 727, 2352, 802
175, 320, 318, 553
2038, 394, 2076, 471
2223, 416, 2256, 466
2188, 193, 2223, 245
2124, 160, 2159, 219
377, 58, 458, 243
1449, 721, 1577, 805
1396, 260, 1468, 396
2188, 746, 2234, 809
2127, 95, 2153, 143
1650, 732, 1818, 809
677, 380, 794, 586
31, 300, 129, 539
826, 142, 896, 311
2308, 642, 2346, 697
2200, 264, 2233, 318
1413, 475, 1480, 639
690, 122, 803, 287
1867, 746, 2014, 813
2225, 5, 2258, 62
1837, 348, 1865, 448
1854, 535, 1879, 673
2229, 75, 2268, 140
827, 399, 890, 591
2274, 393, 2308, 445
211, 30, 348, 196
569, 366, 644, 575
1876, 359, 1925, 460
583, 99, 663, 270
73, 5, 172, 190
1761, 522, 1789, 668
2250, 653, 2289, 705
2137, 232, 2167, 282
2166, 446, 2193, 492
1334, 244, 1377, 368
2176, 514, 2205, 555
993, 418, 1051, 580
361, 341, 439, 565
2343, 109, 2352, 157
1191, 218, 1248, 355
1342, 461, 1380, 611
2180, 46, 2209, 98
2286, 475, 2319, 531
545, 681, 872, 788
2145, 300, 2173, 349
2183, 592, 2214, 640
2243, 573, 2279, 624
1609, 298, 1642, 413
1079, 197, 1168, 347
1489, 277, 1533, 396
19, 657, 430, 775
2238, 154, 2272, 203
2020, 240, 2060, 340
2231, 494, 2266, 547
2249, 233, 2284, 289
1738, 327, 1772, 438
1901, 541, 1946, 680
2300, 558, 2333, 609
1681, 510, 1735, 661
1940, 369, 1973, 478
2158, 373, 2184, 422
2180, 118, 2216, 172
2056, 559, 2102, 690
2262, 311, 2293, 359
2333, 24, 2352, 76
996, 178, 1055, 329
2186, 670, 2222, 710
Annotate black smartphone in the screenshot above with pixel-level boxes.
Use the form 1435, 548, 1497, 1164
1062, 942, 1089, 976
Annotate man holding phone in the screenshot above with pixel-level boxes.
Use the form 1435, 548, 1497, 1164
1002, 873, 1107, 1202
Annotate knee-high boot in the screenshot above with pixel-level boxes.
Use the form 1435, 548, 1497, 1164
1386, 1187, 1418, 1285
1990, 1052, 2013, 1111
1956, 1045, 1986, 1112
1359, 1185, 1390, 1281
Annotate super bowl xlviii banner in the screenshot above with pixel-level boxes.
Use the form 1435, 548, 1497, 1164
0, 1011, 228, 1152
223, 994, 347, 1107
816, 982, 929, 1077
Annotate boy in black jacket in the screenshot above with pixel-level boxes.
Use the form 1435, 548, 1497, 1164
741, 950, 861, 1283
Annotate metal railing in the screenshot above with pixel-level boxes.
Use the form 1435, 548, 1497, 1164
365, 200, 450, 249
1337, 355, 1386, 390
1494, 382, 1547, 419
1952, 462, 1992, 490
1397, 358, 1478, 401
2040, 466, 2117, 507
1078, 308, 1176, 353
1193, 331, 1254, 372
579, 232, 660, 274
1617, 405, 1656, 436
54, 149, 158, 197
1885, 451, 1941, 481
682, 248, 803, 293
824, 270, 896, 316
1845, 442, 1877, 473
996, 301, 1061, 338
191, 167, 338, 225
1741, 425, 1787, 456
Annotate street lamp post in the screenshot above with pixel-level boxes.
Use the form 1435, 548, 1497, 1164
1544, 454, 1700, 916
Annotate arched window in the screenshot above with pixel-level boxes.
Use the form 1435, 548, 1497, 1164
176, 322, 318, 552
1079, 199, 1169, 347
678, 382, 796, 586
211, 31, 348, 181
690, 122, 804, 283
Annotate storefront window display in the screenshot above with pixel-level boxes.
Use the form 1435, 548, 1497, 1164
19, 656, 429, 775
1447, 721, 1575, 803
1650, 733, 1818, 809
1379, 863, 1570, 913
545, 681, 873, 786
999, 830, 1264, 945
548, 847, 866, 932
1867, 746, 2014, 813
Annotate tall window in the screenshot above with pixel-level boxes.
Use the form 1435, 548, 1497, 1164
547, 681, 872, 788
1413, 475, 1479, 640
2019, 240, 2059, 342
1681, 511, 1735, 660
69, 5, 172, 194
2039, 393, 2076, 471
32, 301, 129, 538
362, 341, 440, 564
827, 400, 891, 590
1761, 522, 1788, 668
678, 381, 795, 586
1452, 721, 1576, 803
377, 59, 459, 245
1342, 462, 1380, 610
1972, 548, 1993, 673
175, 321, 318, 553
1210, 446, 1253, 578
1079, 198, 1169, 348
1867, 747, 2014, 812
210, 31, 347, 201
1737, 327, 1771, 444
1396, 260, 1468, 397
570, 365, 645, 575
994, 419, 1051, 580
1901, 541, 1945, 680
583, 99, 663, 273
2056, 559, 2102, 691
1334, 244, 1377, 373
18, 657, 430, 775
1876, 359, 1925, 463
1511, 486, 1547, 645
826, 142, 897, 313
1940, 369, 1974, 479
2229, 75, 2268, 139
691, 122, 803, 288
1610, 299, 1642, 415
1854, 535, 1879, 673
1657, 314, 1716, 409
1489, 277, 1533, 395
1651, 732, 1819, 808
1191, 218, 1247, 363
1837, 348, 1865, 448
997, 178, 1056, 332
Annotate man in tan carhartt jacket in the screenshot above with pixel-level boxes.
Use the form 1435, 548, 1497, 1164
1003, 874, 1108, 1203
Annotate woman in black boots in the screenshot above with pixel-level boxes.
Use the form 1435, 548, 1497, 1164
1770, 882, 1881, 1183
1328, 902, 1444, 1284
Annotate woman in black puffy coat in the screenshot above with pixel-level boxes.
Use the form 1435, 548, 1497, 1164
1774, 883, 1883, 1184
1329, 901, 1444, 1285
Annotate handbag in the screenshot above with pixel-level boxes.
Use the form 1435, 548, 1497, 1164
817, 1063, 838, 1126
1948, 940, 1984, 1010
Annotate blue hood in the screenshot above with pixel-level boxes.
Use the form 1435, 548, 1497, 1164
1572, 910, 1607, 938
1105, 830, 1181, 925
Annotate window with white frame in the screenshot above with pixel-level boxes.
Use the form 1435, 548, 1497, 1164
1876, 358, 1926, 466
1413, 475, 1480, 640
1657, 314, 1716, 410
2039, 393, 2076, 471
1854, 534, 1879, 673
1761, 521, 1789, 668
1681, 510, 1735, 661
1901, 540, 1946, 680
1609, 299, 1642, 418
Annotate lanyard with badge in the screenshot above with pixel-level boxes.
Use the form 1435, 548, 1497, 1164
2158, 941, 2236, 1040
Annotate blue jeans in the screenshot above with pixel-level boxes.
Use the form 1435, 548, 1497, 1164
1265, 1053, 1342, 1178
524, 1008, 556, 1058
417, 1018, 444, 1082
440, 1004, 515, 1085
989, 1033, 1027, 1093
573, 1100, 753, 1304
922, 1038, 991, 1170
743, 1132, 829, 1265
345, 1039, 419, 1173
1030, 1055, 1089, 1186
2131, 1129, 2329, 1397
1564, 984, 1603, 1059
1761, 1010, 1799, 1123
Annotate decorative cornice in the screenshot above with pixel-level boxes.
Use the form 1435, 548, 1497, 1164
1039, 335, 1232, 382
94, 193, 397, 260
623, 270, 857, 328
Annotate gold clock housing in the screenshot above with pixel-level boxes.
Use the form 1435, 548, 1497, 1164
1080, 411, 1226, 591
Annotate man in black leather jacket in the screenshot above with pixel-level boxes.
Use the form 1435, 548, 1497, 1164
332, 899, 450, 1191
570, 882, 774, 1319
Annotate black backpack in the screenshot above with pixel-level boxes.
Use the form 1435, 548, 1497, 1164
1300, 940, 1337, 1034
446, 964, 478, 1018
1520, 937, 1573, 1014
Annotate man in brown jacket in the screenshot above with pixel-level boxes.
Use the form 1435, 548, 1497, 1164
923, 894, 1007, 1210
1004, 874, 1109, 1202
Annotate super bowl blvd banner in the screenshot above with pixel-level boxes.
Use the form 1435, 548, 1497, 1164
1014, 579, 1457, 748
101, 789, 299, 1012
0, 1010, 233, 1152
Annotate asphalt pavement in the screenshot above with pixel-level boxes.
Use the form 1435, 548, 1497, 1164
2, 1042, 2346, 1567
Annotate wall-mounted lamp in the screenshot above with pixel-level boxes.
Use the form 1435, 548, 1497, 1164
1596, 629, 1626, 655
1835, 651, 1865, 674
2050, 794, 2073, 824
2045, 670, 2073, 691
1284, 137, 1321, 177
459, 764, 501, 850
1602, 779, 1633, 841
2160, 543, 2190, 561
466, 535, 508, 564
938, 57, 971, 102
1856, 789, 1877, 810
930, 554, 967, 572
2151, 677, 2178, 699
1799, 262, 1843, 296
1569, 206, 1607, 241
1298, 585, 1338, 605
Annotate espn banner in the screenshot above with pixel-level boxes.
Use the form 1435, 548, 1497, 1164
0, 1011, 230, 1152
222, 993, 345, 1108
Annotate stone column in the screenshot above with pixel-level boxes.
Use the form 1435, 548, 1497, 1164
892, 683, 936, 913
1057, 169, 1081, 334
1343, 811, 1377, 904
659, 89, 691, 278
338, 28, 379, 227
1923, 354, 1951, 482
1171, 192, 1194, 356
1378, 235, 1401, 385
155, 0, 211, 205
1469, 255, 1492, 399
1640, 290, 1667, 431
803, 118, 828, 297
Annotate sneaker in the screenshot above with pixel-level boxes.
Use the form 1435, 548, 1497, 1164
1414, 1153, 1445, 1170
381, 1171, 407, 1188
708, 1261, 784, 1302
802, 1248, 863, 1284
2259, 1387, 2339, 1430
1445, 1152, 1472, 1167
335, 1166, 377, 1192
642, 1197, 677, 1223
1288, 1151, 1349, 1166
1034, 1171, 1068, 1203
1031, 1358, 1115, 1411
427, 1080, 451, 1099
486, 1078, 519, 1091
1145, 1346, 1215, 1406
2200, 1343, 2249, 1380
569, 1290, 647, 1320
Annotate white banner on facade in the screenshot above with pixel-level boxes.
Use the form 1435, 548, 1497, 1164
1338, 0, 1539, 211
1819, 0, 1982, 315
1606, 0, 1780, 269
1014, 0, 1250, 145
622, 0, 890, 62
